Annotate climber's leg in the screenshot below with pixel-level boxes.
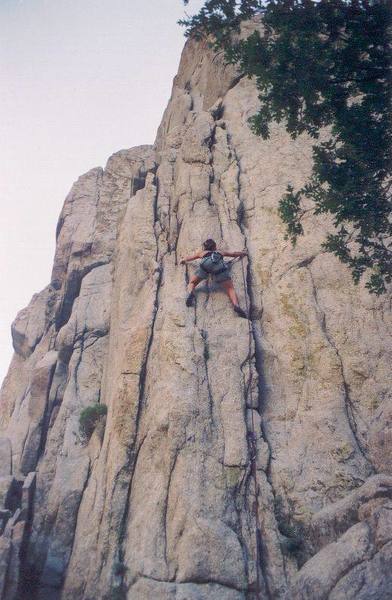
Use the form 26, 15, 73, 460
186, 275, 203, 306
220, 278, 239, 305
220, 279, 248, 318
187, 275, 203, 294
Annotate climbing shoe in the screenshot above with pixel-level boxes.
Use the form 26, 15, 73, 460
186, 292, 195, 307
234, 305, 247, 319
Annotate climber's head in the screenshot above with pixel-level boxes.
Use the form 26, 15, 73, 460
203, 239, 217, 251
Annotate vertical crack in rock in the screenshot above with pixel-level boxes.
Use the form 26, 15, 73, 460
114, 181, 164, 597
226, 131, 288, 598
200, 328, 215, 424
65, 461, 92, 575
232, 464, 252, 587
229, 137, 273, 476
116, 433, 148, 581
36, 359, 57, 463
242, 261, 276, 600
306, 265, 375, 473
162, 441, 187, 570
54, 261, 109, 331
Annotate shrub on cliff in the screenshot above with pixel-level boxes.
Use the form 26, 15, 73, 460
79, 403, 107, 442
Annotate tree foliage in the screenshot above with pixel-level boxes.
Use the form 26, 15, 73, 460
180, 1, 392, 293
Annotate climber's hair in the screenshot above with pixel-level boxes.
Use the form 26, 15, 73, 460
203, 239, 217, 251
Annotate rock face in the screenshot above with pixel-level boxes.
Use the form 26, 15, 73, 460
0, 34, 391, 600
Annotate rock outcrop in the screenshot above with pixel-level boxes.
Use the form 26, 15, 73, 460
0, 33, 391, 600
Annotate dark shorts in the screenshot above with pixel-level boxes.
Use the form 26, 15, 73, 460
195, 267, 231, 283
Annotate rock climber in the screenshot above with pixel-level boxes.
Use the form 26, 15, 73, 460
180, 238, 248, 318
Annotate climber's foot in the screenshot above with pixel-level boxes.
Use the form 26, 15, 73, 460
186, 292, 195, 307
233, 305, 248, 319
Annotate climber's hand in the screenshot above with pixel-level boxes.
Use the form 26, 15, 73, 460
180, 259, 186, 265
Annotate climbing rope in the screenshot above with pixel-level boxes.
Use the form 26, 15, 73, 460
240, 257, 263, 599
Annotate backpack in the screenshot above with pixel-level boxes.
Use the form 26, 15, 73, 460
200, 251, 226, 274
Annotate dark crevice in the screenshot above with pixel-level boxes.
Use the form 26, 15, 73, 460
200, 328, 215, 424
228, 132, 285, 598
19, 464, 90, 600
228, 137, 243, 224
173, 217, 183, 266
227, 73, 247, 92
18, 422, 32, 476
73, 329, 86, 404
45, 360, 69, 434
17, 476, 39, 600
231, 145, 272, 474
55, 261, 109, 331
231, 470, 251, 590
55, 215, 65, 241
131, 162, 157, 197
153, 171, 160, 225
36, 359, 58, 462
162, 441, 187, 567
114, 432, 147, 595
65, 462, 92, 576
137, 269, 162, 413
243, 264, 279, 600
11, 324, 45, 360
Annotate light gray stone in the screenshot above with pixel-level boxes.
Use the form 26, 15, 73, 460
19, 351, 58, 474
308, 474, 392, 553
11, 285, 56, 358
129, 578, 245, 600
3, 519, 25, 599
0, 439, 11, 477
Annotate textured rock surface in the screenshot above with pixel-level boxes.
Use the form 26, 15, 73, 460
0, 33, 391, 600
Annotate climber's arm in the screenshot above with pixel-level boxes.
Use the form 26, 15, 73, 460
220, 250, 248, 258
180, 251, 203, 264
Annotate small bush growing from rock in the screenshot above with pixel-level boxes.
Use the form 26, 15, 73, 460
279, 522, 302, 548
79, 403, 107, 442
274, 494, 304, 556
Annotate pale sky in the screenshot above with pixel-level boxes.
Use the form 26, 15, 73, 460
0, 0, 203, 383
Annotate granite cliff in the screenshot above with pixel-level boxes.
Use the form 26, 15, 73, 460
0, 33, 391, 600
